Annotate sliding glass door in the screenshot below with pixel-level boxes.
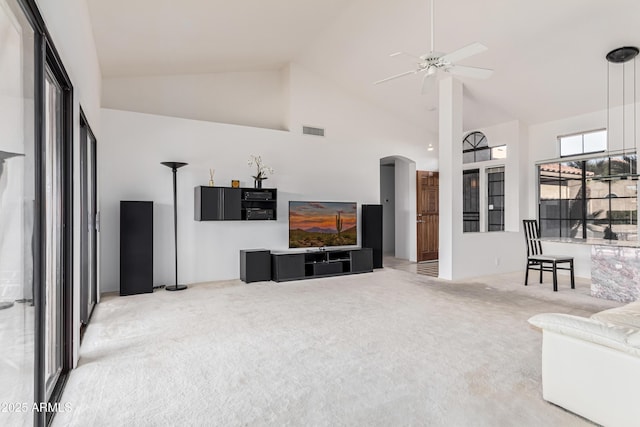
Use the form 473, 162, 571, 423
0, 1, 35, 425
0, 1, 73, 425
43, 66, 64, 398
80, 112, 97, 328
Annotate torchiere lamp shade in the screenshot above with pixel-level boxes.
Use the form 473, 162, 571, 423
161, 161, 188, 170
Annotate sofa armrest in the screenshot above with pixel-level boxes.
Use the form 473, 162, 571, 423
528, 313, 639, 355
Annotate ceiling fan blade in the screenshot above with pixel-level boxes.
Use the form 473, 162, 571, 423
446, 65, 493, 79
374, 70, 416, 85
390, 51, 424, 61
421, 71, 436, 94
439, 42, 487, 64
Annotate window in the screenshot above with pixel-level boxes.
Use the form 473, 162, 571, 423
559, 129, 607, 157
491, 145, 507, 159
463, 169, 480, 232
487, 167, 505, 231
463, 133, 508, 231
463, 132, 490, 164
538, 154, 637, 240
463, 131, 507, 164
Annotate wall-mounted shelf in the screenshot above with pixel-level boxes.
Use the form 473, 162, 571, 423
194, 186, 277, 221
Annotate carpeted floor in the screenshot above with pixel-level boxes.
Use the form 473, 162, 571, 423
53, 268, 619, 426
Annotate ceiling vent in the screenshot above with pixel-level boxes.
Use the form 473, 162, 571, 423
302, 126, 325, 137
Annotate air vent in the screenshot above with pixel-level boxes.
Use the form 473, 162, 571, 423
302, 126, 325, 137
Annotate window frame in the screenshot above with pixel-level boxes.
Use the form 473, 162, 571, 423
463, 169, 481, 232
537, 153, 638, 240
463, 131, 490, 164
486, 166, 505, 232
558, 128, 607, 158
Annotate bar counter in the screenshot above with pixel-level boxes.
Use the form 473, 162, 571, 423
540, 237, 640, 303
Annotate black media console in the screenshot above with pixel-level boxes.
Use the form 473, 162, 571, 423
270, 248, 373, 282
239, 248, 373, 283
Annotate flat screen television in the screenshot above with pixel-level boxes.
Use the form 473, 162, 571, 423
289, 201, 357, 248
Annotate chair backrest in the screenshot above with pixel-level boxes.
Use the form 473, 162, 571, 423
523, 220, 543, 257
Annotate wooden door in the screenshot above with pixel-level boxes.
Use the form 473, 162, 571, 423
417, 171, 439, 261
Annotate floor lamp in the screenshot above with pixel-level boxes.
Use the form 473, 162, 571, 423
161, 161, 188, 291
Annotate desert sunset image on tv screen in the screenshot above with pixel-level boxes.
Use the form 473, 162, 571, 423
289, 201, 357, 248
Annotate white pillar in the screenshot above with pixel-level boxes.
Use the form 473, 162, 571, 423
438, 77, 463, 280
394, 158, 417, 261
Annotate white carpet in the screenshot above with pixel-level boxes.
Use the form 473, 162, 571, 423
53, 268, 618, 426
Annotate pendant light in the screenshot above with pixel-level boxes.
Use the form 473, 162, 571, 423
606, 46, 638, 180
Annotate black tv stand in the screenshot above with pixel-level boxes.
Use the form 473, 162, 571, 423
270, 248, 373, 282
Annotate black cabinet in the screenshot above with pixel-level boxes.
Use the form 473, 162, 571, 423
195, 186, 276, 221
120, 201, 153, 296
362, 204, 383, 268
351, 247, 374, 273
240, 250, 271, 283
271, 253, 305, 281
271, 248, 373, 282
194, 187, 241, 220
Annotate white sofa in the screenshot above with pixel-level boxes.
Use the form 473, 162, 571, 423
528, 300, 640, 427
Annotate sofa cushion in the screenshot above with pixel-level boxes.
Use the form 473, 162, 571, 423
591, 300, 640, 329
528, 313, 640, 357
628, 331, 640, 349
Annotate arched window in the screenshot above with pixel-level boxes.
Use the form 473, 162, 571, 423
463, 131, 490, 164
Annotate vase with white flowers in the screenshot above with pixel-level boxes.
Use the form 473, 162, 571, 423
248, 155, 274, 188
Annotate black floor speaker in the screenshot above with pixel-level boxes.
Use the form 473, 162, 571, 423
240, 249, 271, 283
362, 204, 383, 268
120, 201, 154, 296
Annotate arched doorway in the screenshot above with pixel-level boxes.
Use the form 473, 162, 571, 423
379, 156, 417, 261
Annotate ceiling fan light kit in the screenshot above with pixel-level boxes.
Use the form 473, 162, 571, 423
375, 0, 494, 93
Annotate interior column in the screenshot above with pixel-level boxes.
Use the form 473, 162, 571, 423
438, 77, 463, 280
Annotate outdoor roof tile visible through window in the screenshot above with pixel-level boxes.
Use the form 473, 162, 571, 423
539, 164, 594, 176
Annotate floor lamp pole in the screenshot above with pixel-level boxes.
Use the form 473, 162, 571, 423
161, 161, 188, 291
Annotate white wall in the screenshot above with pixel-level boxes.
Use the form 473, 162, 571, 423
37, 0, 101, 365
451, 120, 529, 280
102, 69, 287, 131
478, 120, 525, 232
99, 106, 430, 292
394, 158, 417, 261
286, 63, 437, 159
98, 63, 435, 293
440, 77, 529, 280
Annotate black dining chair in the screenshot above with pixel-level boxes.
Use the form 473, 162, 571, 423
522, 220, 575, 292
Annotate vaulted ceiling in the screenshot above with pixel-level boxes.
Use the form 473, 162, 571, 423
87, 0, 640, 132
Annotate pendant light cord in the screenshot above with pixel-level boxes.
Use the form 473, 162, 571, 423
607, 60, 610, 150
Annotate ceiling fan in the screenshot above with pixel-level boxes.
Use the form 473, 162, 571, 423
375, 0, 493, 93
